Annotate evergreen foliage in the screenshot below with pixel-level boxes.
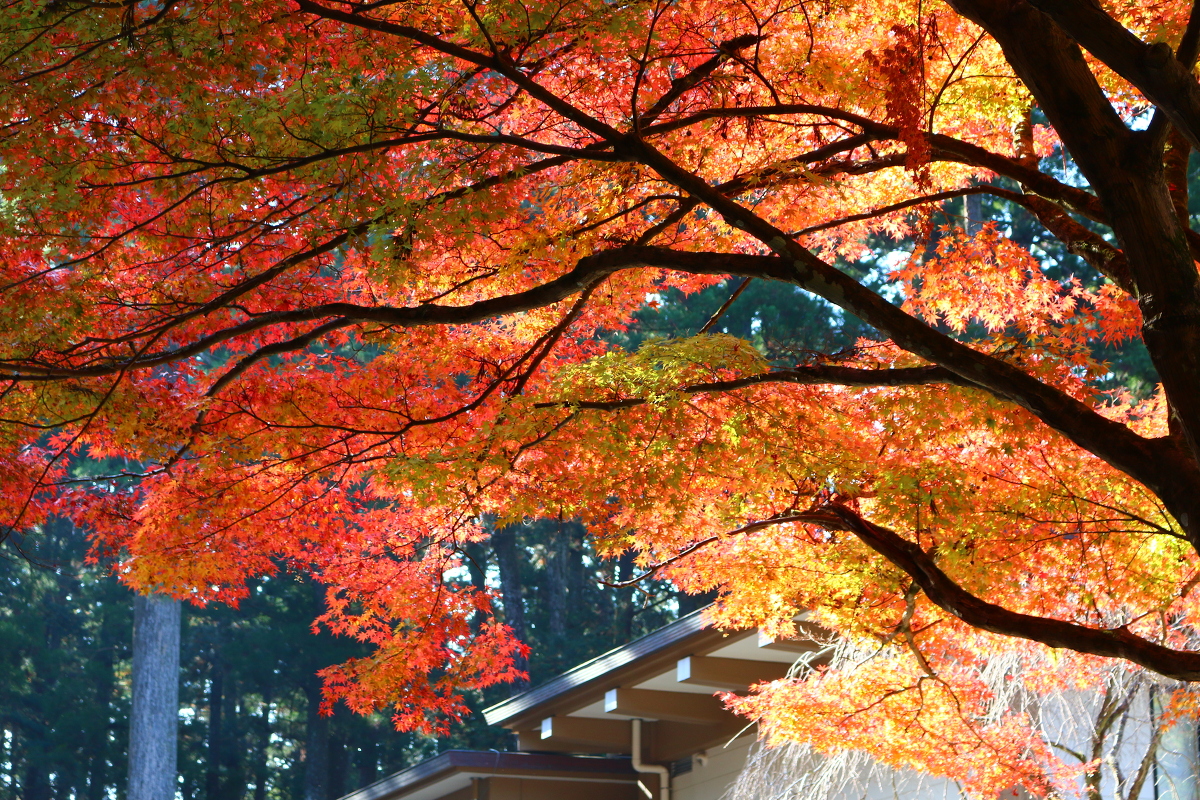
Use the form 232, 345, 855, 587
0, 514, 694, 799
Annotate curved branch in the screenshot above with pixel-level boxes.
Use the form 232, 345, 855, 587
532, 365, 977, 410
0, 248, 782, 381
604, 513, 815, 588
644, 104, 1111, 224
625, 133, 1191, 517
1015, 195, 1135, 294
794, 187, 986, 235
638, 33, 764, 128
295, 0, 624, 142
3, 242, 1174, 509
1, 249, 628, 379
90, 130, 620, 190
805, 503, 1200, 682
205, 318, 355, 398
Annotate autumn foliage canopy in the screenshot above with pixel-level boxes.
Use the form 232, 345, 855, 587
5, 0, 1200, 794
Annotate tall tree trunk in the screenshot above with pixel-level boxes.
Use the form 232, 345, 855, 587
251, 688, 271, 800
565, 522, 586, 605
546, 520, 569, 640
127, 593, 181, 800
223, 688, 244, 800
462, 541, 490, 634
491, 524, 528, 691
354, 723, 379, 790
965, 192, 984, 236
303, 681, 330, 800
614, 551, 637, 643
328, 723, 349, 800
85, 593, 118, 800
205, 656, 224, 800
23, 760, 51, 800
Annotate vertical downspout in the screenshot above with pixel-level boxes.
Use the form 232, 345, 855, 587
631, 718, 670, 800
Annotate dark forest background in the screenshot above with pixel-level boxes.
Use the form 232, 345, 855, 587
0, 515, 705, 800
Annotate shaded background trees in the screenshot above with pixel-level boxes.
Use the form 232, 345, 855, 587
0, 513, 695, 800
0, 518, 130, 800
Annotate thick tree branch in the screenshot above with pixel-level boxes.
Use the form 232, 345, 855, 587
806, 503, 1200, 682
8, 240, 1182, 519
941, 0, 1200, 532
204, 318, 356, 398
1021, 0, 1200, 152
1017, 194, 1135, 293
532, 365, 977, 409
637, 34, 764, 129
0, 249, 766, 379
618, 131, 1192, 518
296, 0, 624, 142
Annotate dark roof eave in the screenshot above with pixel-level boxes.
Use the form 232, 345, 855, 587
341, 750, 639, 800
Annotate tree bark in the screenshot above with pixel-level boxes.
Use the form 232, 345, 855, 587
328, 724, 349, 800
964, 191, 983, 235
205, 655, 224, 800
303, 681, 330, 800
545, 521, 569, 640
614, 551, 637, 643
127, 593, 181, 800
812, 504, 1200, 681
251, 687, 271, 800
462, 541, 490, 635
491, 524, 528, 690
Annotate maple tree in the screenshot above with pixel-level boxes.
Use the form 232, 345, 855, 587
4, 0, 1200, 793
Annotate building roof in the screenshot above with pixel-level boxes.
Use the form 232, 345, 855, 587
339, 609, 824, 800
482, 607, 718, 728
341, 750, 641, 800
482, 609, 821, 763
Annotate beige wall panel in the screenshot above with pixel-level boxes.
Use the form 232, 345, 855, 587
670, 735, 756, 800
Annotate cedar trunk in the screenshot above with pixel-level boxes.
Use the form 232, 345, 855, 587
126, 593, 181, 800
